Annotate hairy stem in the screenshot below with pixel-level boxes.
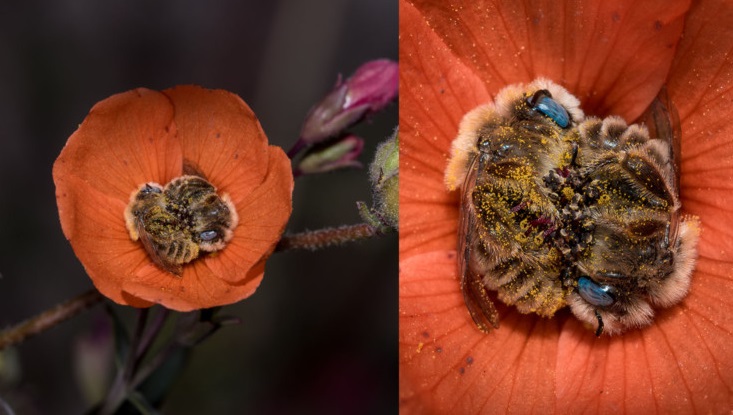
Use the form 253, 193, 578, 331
275, 223, 383, 251
0, 289, 104, 350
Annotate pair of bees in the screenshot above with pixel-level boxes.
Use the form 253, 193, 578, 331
446, 79, 700, 336
124, 173, 238, 276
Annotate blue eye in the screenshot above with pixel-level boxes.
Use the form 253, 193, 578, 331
141, 184, 162, 194
200, 230, 218, 241
578, 276, 616, 307
528, 91, 570, 128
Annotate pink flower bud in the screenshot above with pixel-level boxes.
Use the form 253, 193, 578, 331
344, 59, 399, 113
299, 59, 398, 146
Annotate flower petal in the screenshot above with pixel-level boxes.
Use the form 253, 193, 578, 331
53, 88, 182, 203
55, 174, 154, 308
399, 0, 492, 259
404, 0, 689, 120
205, 149, 293, 283
400, 254, 733, 413
120, 257, 266, 312
162, 85, 271, 202
667, 0, 733, 264
400, 251, 559, 414
668, 0, 733, 122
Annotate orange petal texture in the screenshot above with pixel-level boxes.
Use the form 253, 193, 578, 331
399, 0, 733, 413
54, 86, 293, 311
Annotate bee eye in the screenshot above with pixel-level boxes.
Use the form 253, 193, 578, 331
199, 230, 218, 241
141, 184, 162, 194
527, 90, 570, 128
578, 276, 616, 307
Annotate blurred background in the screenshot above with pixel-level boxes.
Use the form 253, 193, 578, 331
0, 0, 397, 413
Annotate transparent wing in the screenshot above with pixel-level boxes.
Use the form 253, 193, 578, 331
458, 153, 500, 333
639, 86, 683, 244
136, 218, 183, 276
640, 86, 682, 193
182, 158, 208, 179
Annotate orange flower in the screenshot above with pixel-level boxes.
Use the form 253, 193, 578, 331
53, 85, 293, 311
400, 0, 733, 413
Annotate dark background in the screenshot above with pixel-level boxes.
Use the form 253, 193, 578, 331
0, 0, 397, 413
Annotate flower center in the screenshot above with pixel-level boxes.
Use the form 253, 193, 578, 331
124, 175, 239, 275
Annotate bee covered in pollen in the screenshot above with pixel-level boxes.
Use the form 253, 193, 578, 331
124, 172, 238, 276
445, 78, 700, 336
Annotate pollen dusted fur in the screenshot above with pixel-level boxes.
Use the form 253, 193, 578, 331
124, 175, 239, 276
448, 78, 700, 336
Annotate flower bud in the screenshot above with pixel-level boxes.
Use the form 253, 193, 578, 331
296, 135, 364, 176
345, 59, 399, 113
299, 59, 398, 146
358, 128, 399, 230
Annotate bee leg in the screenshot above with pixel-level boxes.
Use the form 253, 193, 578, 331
594, 309, 604, 337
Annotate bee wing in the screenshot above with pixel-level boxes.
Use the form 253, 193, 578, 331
135, 218, 183, 276
641, 86, 682, 193
639, 86, 683, 244
458, 153, 500, 332
182, 158, 209, 180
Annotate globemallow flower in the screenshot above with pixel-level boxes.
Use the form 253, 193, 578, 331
54, 85, 293, 311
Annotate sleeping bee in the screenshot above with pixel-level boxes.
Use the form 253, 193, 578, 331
124, 175, 238, 276
445, 78, 700, 336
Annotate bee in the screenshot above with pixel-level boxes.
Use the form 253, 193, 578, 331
124, 175, 238, 276
445, 78, 700, 336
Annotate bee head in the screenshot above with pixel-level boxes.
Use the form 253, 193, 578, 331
568, 273, 655, 336
197, 228, 232, 252
567, 214, 701, 336
492, 78, 584, 130
569, 263, 694, 337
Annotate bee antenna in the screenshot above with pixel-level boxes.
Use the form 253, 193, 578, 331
594, 309, 604, 337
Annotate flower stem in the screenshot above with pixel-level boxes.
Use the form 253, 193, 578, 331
275, 222, 385, 252
123, 309, 150, 382
287, 138, 307, 159
0, 289, 104, 350
98, 309, 150, 415
99, 307, 172, 415
134, 307, 170, 368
